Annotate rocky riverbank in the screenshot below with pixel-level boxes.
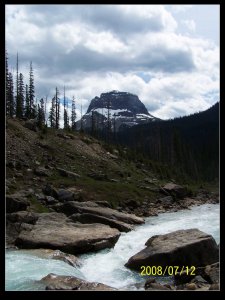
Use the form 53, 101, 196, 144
6, 118, 219, 291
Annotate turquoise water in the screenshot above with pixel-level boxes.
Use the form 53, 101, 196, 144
5, 203, 220, 290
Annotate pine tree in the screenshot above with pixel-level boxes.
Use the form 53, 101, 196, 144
63, 86, 69, 130
16, 72, 24, 118
107, 98, 111, 140
37, 98, 45, 128
33, 98, 38, 119
5, 50, 10, 116
16, 53, 19, 115
80, 100, 83, 132
71, 96, 76, 130
24, 84, 29, 118
44, 96, 48, 125
55, 87, 60, 129
91, 111, 95, 135
49, 96, 56, 128
8, 72, 14, 117
29, 61, 35, 118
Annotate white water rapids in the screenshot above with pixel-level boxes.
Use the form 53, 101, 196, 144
5, 203, 220, 291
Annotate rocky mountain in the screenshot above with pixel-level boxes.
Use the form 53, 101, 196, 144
76, 91, 160, 132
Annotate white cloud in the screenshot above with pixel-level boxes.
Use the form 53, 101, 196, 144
51, 23, 82, 53
84, 30, 128, 54
182, 19, 196, 32
170, 5, 193, 13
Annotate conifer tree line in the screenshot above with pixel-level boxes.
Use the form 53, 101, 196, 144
6, 51, 77, 130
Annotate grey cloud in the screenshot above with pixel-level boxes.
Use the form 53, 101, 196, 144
23, 5, 165, 36
7, 5, 194, 77
146, 102, 161, 112
136, 48, 195, 73
16, 42, 195, 78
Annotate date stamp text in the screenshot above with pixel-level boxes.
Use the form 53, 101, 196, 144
140, 265, 196, 276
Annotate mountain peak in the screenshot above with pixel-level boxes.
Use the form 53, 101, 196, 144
78, 91, 160, 132
87, 91, 150, 116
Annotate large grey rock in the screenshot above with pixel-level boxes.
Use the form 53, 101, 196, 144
6, 211, 38, 224
6, 194, 30, 213
42, 184, 58, 199
34, 167, 50, 177
162, 183, 187, 199
70, 213, 133, 232
21, 249, 81, 267
41, 273, 116, 290
45, 196, 58, 205
56, 167, 81, 178
158, 196, 174, 204
15, 212, 120, 254
24, 119, 38, 132
59, 201, 144, 225
57, 189, 75, 202
145, 282, 171, 291
203, 262, 219, 284
42, 185, 82, 202
125, 229, 219, 271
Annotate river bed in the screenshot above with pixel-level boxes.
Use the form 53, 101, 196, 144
5, 203, 220, 291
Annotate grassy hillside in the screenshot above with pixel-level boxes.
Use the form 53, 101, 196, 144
6, 117, 218, 215
6, 118, 170, 211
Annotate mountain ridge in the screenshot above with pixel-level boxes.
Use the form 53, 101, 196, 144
77, 90, 160, 132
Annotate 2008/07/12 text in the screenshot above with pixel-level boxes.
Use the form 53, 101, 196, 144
140, 266, 196, 276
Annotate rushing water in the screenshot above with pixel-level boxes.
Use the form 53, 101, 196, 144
5, 203, 220, 291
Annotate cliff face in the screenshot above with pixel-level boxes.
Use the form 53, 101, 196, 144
78, 90, 160, 131
87, 91, 150, 116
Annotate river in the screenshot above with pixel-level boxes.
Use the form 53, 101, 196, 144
5, 203, 220, 291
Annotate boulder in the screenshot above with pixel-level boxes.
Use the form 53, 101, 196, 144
42, 186, 82, 202
162, 183, 187, 199
51, 250, 81, 267
6, 221, 34, 246
42, 184, 58, 199
190, 275, 208, 286
69, 213, 133, 232
158, 196, 173, 204
203, 262, 219, 284
59, 201, 144, 225
45, 196, 58, 205
67, 187, 83, 201
94, 201, 111, 208
88, 172, 108, 181
15, 212, 120, 254
125, 229, 219, 271
124, 199, 139, 209
34, 167, 50, 177
144, 279, 171, 290
57, 189, 75, 202
145, 282, 171, 291
24, 119, 38, 132
21, 249, 81, 267
6, 194, 30, 213
144, 278, 156, 288
56, 167, 81, 178
41, 273, 116, 290
209, 283, 219, 290
186, 283, 197, 290
6, 211, 38, 224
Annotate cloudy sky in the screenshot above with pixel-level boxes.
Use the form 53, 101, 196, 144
6, 4, 219, 120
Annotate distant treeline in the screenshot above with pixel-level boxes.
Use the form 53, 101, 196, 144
116, 103, 219, 182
